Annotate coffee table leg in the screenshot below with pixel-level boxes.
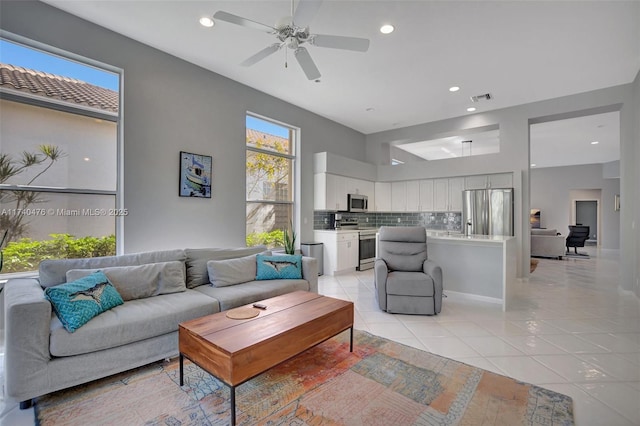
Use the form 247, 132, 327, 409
179, 354, 184, 386
350, 326, 353, 352
230, 385, 236, 426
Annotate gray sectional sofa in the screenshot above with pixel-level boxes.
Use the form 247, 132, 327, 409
2, 246, 318, 408
531, 228, 565, 259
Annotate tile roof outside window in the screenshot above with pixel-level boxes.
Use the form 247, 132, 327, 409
0, 63, 118, 113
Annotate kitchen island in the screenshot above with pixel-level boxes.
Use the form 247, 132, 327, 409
426, 232, 517, 311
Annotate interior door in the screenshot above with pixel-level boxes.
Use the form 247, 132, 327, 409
576, 200, 598, 242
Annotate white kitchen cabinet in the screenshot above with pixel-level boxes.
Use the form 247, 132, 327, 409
313, 173, 348, 211
390, 180, 420, 212
464, 175, 488, 190
315, 173, 375, 211
374, 182, 392, 211
434, 177, 464, 212
448, 177, 464, 211
406, 180, 420, 212
313, 231, 358, 275
434, 179, 449, 211
464, 173, 513, 189
488, 173, 513, 188
345, 177, 374, 196
419, 179, 435, 211
391, 181, 407, 211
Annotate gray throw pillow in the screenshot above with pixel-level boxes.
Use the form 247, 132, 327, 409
185, 246, 269, 288
65, 261, 186, 301
207, 254, 259, 287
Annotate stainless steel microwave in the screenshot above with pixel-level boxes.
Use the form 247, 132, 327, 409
348, 194, 368, 213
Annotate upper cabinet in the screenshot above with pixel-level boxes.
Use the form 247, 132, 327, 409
391, 181, 407, 212
434, 178, 464, 212
464, 173, 513, 190
374, 182, 391, 212
418, 179, 435, 211
314, 173, 375, 211
448, 177, 464, 211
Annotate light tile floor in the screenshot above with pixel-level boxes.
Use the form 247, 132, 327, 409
1, 246, 639, 425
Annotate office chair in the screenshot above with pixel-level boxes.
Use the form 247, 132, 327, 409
566, 225, 590, 256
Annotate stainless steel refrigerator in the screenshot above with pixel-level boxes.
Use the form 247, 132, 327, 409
462, 188, 514, 236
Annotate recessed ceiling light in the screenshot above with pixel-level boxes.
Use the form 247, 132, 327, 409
380, 24, 394, 34
591, 141, 599, 145
466, 107, 476, 112
199, 17, 214, 27
531, 163, 536, 167
449, 86, 460, 92
83, 157, 91, 162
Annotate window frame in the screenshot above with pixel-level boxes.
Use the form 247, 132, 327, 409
0, 31, 124, 274
245, 112, 299, 248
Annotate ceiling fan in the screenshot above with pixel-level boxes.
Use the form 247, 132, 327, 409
213, 0, 370, 80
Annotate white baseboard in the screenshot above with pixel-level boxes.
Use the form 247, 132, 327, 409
444, 290, 503, 305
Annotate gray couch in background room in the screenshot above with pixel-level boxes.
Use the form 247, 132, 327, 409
3, 246, 317, 408
531, 228, 565, 259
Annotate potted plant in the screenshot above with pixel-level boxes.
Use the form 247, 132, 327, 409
283, 221, 297, 255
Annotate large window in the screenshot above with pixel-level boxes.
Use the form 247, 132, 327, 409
0, 37, 121, 274
245, 114, 296, 248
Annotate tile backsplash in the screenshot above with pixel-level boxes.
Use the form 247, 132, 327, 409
313, 211, 462, 232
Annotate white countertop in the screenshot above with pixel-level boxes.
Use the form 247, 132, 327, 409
314, 228, 513, 242
426, 231, 514, 242
314, 229, 362, 234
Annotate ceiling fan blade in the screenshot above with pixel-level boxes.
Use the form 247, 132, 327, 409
311, 34, 370, 52
294, 47, 321, 80
241, 44, 281, 67
213, 11, 275, 33
293, 0, 323, 28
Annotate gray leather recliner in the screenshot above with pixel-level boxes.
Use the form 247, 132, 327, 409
374, 226, 443, 315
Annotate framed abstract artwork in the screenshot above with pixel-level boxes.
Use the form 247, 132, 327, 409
179, 151, 212, 198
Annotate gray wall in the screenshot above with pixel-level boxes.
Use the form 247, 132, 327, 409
366, 83, 637, 290
633, 70, 640, 297
530, 164, 620, 249
0, 1, 366, 252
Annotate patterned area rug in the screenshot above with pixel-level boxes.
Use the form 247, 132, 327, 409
35, 330, 574, 425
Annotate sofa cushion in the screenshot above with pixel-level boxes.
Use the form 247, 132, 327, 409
39, 249, 187, 288
256, 254, 302, 280
65, 261, 186, 301
531, 228, 559, 236
207, 254, 259, 287
44, 271, 124, 333
49, 289, 218, 357
185, 246, 268, 288
193, 279, 310, 311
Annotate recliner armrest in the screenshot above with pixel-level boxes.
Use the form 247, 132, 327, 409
424, 259, 443, 314
374, 259, 388, 310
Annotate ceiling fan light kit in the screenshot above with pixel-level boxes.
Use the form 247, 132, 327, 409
213, 0, 370, 80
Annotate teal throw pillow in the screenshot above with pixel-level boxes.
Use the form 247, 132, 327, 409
44, 271, 124, 333
256, 254, 302, 280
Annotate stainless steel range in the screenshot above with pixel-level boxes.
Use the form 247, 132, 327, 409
341, 221, 377, 271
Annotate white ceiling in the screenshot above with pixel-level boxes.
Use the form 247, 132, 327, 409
42, 0, 639, 167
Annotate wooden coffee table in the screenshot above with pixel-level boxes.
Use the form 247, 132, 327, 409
178, 291, 354, 425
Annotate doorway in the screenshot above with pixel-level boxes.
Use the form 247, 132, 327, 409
569, 189, 602, 246
573, 199, 599, 246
